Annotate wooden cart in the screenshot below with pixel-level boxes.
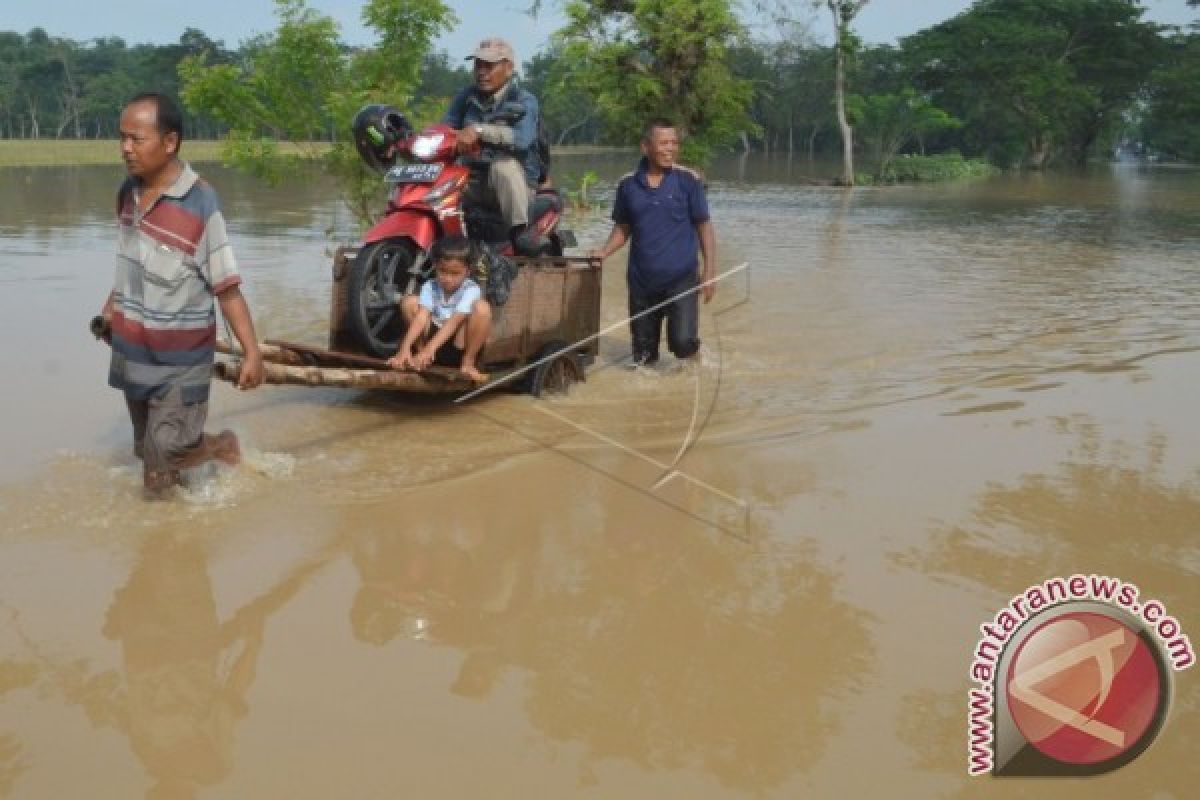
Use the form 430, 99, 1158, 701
216, 247, 602, 397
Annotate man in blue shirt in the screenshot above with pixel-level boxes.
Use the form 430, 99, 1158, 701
594, 118, 718, 365
442, 37, 542, 250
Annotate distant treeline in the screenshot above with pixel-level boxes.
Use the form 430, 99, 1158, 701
0, 27, 476, 141
2, 0, 1199, 167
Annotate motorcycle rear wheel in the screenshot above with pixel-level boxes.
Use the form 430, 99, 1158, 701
347, 238, 418, 358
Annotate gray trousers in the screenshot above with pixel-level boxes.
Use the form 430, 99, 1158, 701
466, 157, 533, 230
126, 385, 207, 472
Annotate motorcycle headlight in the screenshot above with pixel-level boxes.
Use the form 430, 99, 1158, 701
411, 133, 445, 160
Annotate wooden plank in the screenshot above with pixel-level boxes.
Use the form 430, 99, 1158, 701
265, 338, 391, 370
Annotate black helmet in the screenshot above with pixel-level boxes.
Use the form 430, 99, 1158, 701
352, 104, 412, 172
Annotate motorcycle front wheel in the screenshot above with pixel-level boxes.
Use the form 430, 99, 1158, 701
346, 238, 419, 358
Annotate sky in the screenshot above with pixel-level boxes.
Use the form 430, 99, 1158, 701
4, 0, 1197, 66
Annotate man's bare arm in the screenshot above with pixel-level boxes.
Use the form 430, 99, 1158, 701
217, 286, 264, 389
592, 223, 632, 261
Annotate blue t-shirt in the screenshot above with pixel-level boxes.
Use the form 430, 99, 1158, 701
419, 278, 482, 326
612, 158, 710, 290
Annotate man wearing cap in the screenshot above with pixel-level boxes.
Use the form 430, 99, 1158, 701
443, 37, 543, 251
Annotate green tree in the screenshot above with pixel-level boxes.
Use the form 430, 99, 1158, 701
1142, 27, 1200, 161
0, 32, 24, 137
412, 50, 471, 106
522, 47, 600, 145
13, 29, 56, 138
846, 88, 960, 177
730, 42, 779, 152
554, 0, 754, 163
776, 42, 837, 158
905, 0, 1162, 167
77, 38, 136, 139
179, 0, 455, 226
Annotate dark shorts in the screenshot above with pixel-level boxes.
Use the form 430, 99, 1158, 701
432, 340, 464, 367
125, 385, 207, 472
628, 270, 701, 362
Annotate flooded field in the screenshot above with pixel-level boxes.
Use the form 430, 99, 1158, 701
1, 155, 1198, 798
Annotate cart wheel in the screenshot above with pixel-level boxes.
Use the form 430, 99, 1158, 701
347, 238, 418, 358
526, 341, 583, 397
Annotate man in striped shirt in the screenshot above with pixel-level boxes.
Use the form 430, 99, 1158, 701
100, 93, 264, 496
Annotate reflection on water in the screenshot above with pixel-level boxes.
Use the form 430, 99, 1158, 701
102, 535, 254, 798
1, 157, 1199, 796
345, 473, 871, 792
898, 423, 1200, 607
4, 532, 329, 799
0, 660, 36, 796
892, 421, 1200, 798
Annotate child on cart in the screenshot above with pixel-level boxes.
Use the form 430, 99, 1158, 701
387, 235, 492, 382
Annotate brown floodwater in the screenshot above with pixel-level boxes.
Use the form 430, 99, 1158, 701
1, 156, 1198, 798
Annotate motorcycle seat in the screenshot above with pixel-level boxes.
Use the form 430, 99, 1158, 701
529, 189, 563, 221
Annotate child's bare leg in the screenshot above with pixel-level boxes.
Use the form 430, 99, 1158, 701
388, 295, 426, 369
459, 300, 491, 382
399, 294, 420, 323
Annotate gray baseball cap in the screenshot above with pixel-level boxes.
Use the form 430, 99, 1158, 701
467, 37, 515, 63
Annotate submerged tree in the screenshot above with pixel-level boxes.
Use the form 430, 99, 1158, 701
846, 89, 960, 178
179, 0, 455, 226
905, 0, 1162, 168
1142, 24, 1200, 161
818, 0, 869, 185
554, 0, 754, 163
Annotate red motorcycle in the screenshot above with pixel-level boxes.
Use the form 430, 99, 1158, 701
346, 104, 574, 357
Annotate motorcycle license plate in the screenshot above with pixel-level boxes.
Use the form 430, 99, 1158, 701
385, 163, 443, 184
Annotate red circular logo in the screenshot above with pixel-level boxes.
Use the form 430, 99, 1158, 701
1005, 612, 1163, 765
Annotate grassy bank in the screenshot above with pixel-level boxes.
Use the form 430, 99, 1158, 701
0, 139, 627, 168
0, 139, 230, 167
858, 153, 999, 185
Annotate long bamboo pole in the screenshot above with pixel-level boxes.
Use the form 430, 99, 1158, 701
96, 317, 479, 393
213, 360, 473, 393
215, 338, 467, 383
215, 339, 307, 366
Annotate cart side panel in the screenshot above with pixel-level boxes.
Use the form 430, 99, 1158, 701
562, 266, 602, 359
484, 258, 602, 366
482, 266, 534, 364
526, 266, 569, 354
329, 247, 357, 351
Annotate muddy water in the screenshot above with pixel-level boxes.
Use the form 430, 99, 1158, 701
1, 157, 1199, 798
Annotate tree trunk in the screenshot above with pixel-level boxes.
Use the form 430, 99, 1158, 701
832, 16, 854, 186
556, 113, 594, 145
57, 50, 83, 139
1027, 134, 1052, 169
25, 95, 40, 139
55, 104, 70, 139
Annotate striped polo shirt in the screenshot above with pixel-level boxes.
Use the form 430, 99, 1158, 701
108, 163, 242, 403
